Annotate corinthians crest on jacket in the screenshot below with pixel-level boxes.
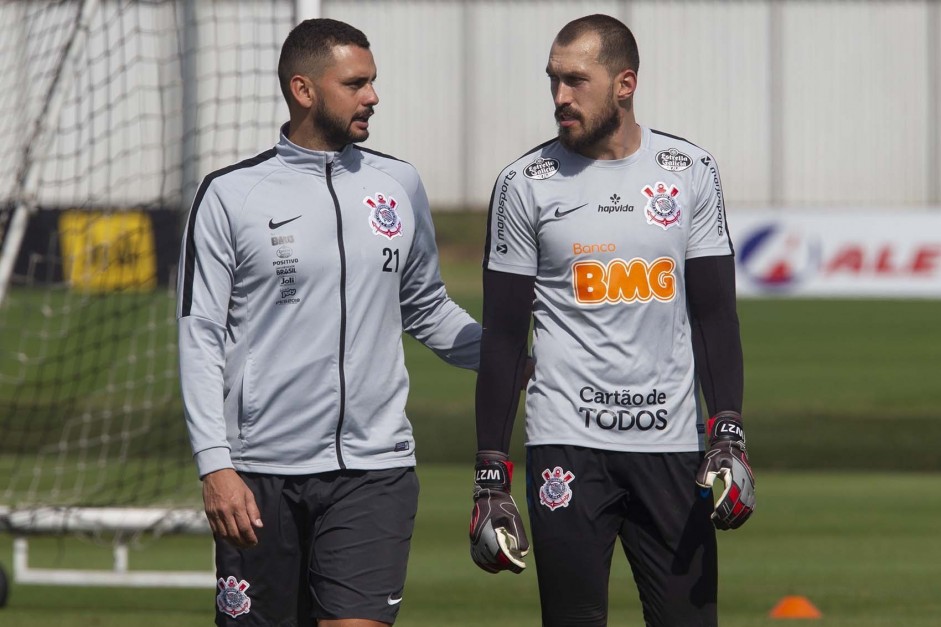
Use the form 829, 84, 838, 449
364, 192, 403, 239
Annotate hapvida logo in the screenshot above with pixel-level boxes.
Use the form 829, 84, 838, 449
598, 193, 633, 214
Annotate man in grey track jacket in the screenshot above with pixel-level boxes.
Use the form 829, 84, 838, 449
177, 18, 479, 627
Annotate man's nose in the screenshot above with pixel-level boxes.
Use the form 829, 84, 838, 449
364, 84, 379, 106
553, 84, 572, 108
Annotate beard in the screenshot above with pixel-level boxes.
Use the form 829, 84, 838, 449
314, 98, 372, 148
557, 99, 621, 153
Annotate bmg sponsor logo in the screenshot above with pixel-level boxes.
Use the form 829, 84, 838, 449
572, 257, 676, 304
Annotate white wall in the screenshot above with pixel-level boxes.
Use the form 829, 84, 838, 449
1, 0, 938, 212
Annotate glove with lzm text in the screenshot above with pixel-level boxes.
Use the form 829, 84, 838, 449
469, 451, 530, 573
696, 411, 756, 530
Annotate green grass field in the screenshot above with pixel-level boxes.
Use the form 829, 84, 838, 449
2, 469, 940, 626
1, 212, 940, 623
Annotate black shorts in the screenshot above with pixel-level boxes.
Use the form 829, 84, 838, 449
525, 446, 717, 627
214, 467, 419, 626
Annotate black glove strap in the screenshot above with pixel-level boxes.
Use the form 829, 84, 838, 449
475, 450, 513, 492
708, 411, 745, 446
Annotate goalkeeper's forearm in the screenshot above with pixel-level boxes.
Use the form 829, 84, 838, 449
685, 255, 743, 416
475, 270, 535, 452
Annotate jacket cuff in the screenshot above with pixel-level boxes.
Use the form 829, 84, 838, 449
194, 447, 234, 479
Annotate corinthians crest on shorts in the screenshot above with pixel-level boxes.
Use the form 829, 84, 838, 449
539, 466, 575, 511
364, 192, 403, 239
642, 182, 682, 230
217, 575, 252, 618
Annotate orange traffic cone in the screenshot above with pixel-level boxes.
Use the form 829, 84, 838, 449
769, 595, 822, 619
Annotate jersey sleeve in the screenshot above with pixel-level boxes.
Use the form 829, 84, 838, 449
176, 180, 236, 477
399, 174, 481, 370
483, 167, 538, 276
686, 153, 733, 260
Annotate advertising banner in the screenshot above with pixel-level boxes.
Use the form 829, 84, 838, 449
731, 210, 941, 298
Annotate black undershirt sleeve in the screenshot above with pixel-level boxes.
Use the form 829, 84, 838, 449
686, 254, 744, 417
475, 269, 536, 453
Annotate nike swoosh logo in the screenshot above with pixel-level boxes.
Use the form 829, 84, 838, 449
269, 215, 301, 229
387, 595, 403, 606
553, 203, 588, 218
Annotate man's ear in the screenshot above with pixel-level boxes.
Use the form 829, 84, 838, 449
615, 68, 637, 103
289, 75, 315, 110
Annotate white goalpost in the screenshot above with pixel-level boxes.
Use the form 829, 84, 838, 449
0, 0, 313, 599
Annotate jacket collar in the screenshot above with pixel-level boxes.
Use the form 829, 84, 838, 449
275, 123, 357, 176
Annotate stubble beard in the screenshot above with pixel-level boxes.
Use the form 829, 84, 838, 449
558, 100, 621, 154
314, 98, 369, 149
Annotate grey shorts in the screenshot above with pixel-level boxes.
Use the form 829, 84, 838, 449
214, 467, 419, 626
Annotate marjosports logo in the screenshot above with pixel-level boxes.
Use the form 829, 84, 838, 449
571, 257, 676, 304
738, 224, 821, 290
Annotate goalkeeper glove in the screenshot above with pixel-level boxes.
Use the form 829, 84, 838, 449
469, 450, 530, 574
696, 411, 756, 530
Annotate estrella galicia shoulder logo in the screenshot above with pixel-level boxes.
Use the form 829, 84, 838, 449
656, 148, 692, 172
524, 157, 560, 180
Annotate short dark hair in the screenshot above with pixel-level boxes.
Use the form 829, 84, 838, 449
278, 18, 370, 101
555, 14, 639, 75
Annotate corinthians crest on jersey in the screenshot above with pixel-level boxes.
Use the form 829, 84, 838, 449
364, 192, 403, 239
539, 466, 575, 511
642, 182, 682, 230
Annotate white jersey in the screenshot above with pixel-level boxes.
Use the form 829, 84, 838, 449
484, 127, 732, 453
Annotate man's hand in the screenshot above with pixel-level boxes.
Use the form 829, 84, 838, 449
469, 451, 530, 573
202, 468, 263, 548
696, 411, 756, 530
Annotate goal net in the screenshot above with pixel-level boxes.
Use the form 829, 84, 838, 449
0, 0, 291, 567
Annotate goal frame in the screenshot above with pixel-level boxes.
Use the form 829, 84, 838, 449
1, 506, 214, 587
0, 0, 320, 593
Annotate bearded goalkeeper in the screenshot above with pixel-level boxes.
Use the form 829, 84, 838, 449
468, 14, 755, 627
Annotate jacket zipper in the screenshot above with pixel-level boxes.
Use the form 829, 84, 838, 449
326, 161, 347, 469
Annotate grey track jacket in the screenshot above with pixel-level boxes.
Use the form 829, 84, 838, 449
177, 127, 480, 477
